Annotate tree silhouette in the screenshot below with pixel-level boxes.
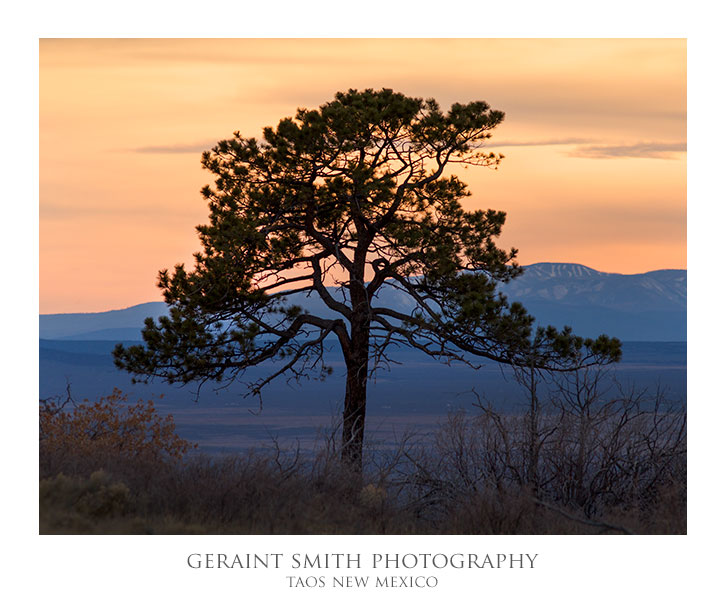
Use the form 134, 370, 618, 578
114, 88, 621, 469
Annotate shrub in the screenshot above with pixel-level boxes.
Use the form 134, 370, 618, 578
40, 388, 195, 478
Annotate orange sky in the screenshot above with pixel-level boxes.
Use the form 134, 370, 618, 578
39, 38, 686, 313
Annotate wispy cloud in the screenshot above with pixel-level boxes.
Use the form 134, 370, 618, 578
40, 202, 200, 221
486, 138, 594, 148
131, 138, 687, 162
569, 142, 686, 160
132, 141, 218, 154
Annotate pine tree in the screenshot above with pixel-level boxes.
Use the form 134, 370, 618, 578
114, 89, 620, 469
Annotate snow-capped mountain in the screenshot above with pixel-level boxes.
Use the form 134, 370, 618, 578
501, 263, 686, 312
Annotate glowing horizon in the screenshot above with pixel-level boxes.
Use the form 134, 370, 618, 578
40, 38, 686, 313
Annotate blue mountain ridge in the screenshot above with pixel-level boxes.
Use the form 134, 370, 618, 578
40, 263, 686, 342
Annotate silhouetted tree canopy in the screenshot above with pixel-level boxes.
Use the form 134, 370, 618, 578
114, 88, 621, 468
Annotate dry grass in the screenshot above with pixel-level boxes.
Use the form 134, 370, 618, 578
39, 382, 686, 535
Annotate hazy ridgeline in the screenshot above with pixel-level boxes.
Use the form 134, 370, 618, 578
40, 264, 687, 343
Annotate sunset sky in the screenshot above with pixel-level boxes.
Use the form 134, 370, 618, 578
39, 38, 686, 313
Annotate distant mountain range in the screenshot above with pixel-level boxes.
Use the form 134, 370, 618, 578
497, 263, 686, 341
39, 263, 686, 342
39, 302, 168, 341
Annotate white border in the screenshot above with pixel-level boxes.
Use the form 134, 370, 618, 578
6, 2, 723, 601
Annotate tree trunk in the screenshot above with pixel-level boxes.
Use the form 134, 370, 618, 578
341, 273, 371, 471
341, 224, 372, 471
341, 352, 368, 469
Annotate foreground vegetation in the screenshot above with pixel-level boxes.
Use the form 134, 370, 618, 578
39, 381, 685, 535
